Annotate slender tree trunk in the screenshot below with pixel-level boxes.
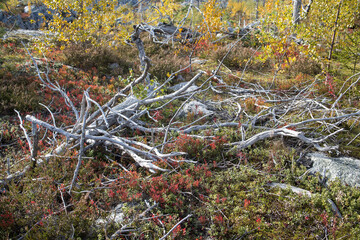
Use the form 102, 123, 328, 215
238, 14, 241, 28
293, 0, 302, 25
255, 0, 259, 20
31, 123, 38, 171
353, 56, 357, 74
328, 0, 343, 65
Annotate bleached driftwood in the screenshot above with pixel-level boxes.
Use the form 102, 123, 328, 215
229, 127, 343, 152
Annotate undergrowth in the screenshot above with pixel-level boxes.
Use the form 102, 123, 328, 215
1, 13, 360, 240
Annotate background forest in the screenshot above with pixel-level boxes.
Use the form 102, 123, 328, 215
1, 0, 360, 239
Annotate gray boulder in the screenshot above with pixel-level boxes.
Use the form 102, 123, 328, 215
29, 11, 41, 20
31, 5, 49, 16
29, 12, 45, 29
28, 5, 53, 20
24, 21, 34, 30
24, 4, 53, 20
96, 203, 124, 226
179, 100, 214, 117
16, 14, 25, 29
5, 14, 24, 29
308, 152, 360, 187
1, 15, 9, 25
0, 5, 51, 30
4, 15, 17, 26
109, 62, 120, 70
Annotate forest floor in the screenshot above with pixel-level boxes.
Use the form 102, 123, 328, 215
1, 22, 360, 240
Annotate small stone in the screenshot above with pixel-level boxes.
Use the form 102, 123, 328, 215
191, 58, 206, 65
96, 203, 124, 226
109, 63, 120, 70
179, 100, 214, 117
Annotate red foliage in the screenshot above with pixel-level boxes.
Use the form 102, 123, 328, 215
214, 214, 224, 223
320, 211, 328, 227
152, 110, 164, 121
256, 217, 261, 230
198, 216, 207, 224
244, 199, 250, 208
325, 73, 336, 98
0, 211, 14, 229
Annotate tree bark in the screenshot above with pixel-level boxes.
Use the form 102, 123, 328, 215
255, 0, 259, 20
293, 0, 302, 25
328, 0, 343, 65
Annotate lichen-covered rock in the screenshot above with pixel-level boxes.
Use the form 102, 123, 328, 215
179, 100, 214, 117
96, 203, 124, 226
308, 152, 360, 187
2, 5, 53, 30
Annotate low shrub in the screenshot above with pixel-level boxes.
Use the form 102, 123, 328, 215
63, 43, 135, 76
210, 45, 270, 72
206, 165, 360, 239
148, 48, 191, 82
0, 68, 41, 114
0, 42, 42, 114
287, 54, 322, 76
